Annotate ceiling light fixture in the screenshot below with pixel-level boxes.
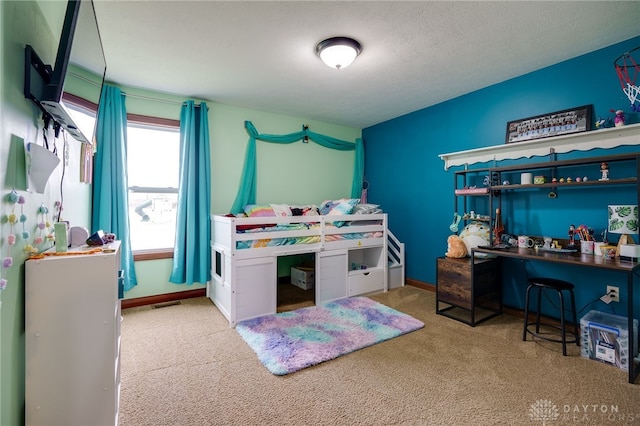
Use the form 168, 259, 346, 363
315, 37, 362, 70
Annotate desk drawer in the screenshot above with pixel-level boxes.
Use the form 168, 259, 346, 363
437, 258, 473, 309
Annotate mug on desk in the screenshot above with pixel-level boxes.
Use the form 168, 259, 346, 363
593, 242, 605, 256
518, 235, 534, 248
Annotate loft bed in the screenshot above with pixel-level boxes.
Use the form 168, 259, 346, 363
209, 123, 403, 326
208, 202, 404, 327
212, 213, 387, 259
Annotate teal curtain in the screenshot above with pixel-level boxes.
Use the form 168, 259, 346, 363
93, 84, 137, 291
230, 121, 364, 214
170, 101, 211, 284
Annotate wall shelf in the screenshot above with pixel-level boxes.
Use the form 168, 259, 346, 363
439, 123, 640, 170
492, 177, 637, 191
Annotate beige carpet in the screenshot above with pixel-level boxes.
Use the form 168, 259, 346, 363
119, 286, 640, 426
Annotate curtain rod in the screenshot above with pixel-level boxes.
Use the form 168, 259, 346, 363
67, 70, 186, 106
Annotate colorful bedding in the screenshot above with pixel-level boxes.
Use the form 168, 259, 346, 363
235, 222, 383, 249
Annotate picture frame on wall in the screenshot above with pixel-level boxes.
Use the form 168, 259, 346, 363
80, 143, 93, 183
505, 105, 593, 144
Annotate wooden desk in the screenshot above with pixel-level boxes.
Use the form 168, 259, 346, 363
473, 246, 640, 384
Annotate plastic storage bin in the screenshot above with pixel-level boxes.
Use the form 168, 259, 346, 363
580, 310, 638, 372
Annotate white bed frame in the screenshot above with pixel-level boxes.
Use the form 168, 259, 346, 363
208, 213, 404, 327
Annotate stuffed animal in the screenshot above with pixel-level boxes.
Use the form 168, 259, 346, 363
445, 234, 467, 258
459, 221, 491, 254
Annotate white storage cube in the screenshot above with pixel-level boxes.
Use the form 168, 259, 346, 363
291, 266, 315, 290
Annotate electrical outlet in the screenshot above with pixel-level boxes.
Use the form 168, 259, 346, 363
606, 285, 620, 302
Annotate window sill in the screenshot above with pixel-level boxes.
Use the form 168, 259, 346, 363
133, 248, 174, 261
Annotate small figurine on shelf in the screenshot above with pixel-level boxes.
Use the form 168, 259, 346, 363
610, 109, 625, 127
595, 116, 613, 129
599, 162, 609, 181
568, 224, 576, 247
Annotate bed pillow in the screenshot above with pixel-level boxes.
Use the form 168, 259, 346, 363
244, 204, 275, 217
270, 204, 292, 217
320, 198, 359, 227
352, 203, 382, 215
320, 198, 359, 216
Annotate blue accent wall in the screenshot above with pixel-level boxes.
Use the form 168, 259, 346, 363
363, 36, 640, 319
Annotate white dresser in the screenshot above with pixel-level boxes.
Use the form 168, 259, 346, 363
25, 241, 122, 426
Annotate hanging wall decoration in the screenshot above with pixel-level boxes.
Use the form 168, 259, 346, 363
1, 190, 20, 290
1, 190, 57, 292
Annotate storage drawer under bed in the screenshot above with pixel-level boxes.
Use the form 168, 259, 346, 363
348, 269, 384, 295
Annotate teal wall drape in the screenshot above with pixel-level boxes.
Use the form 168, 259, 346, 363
230, 121, 364, 214
170, 101, 211, 284
92, 84, 137, 291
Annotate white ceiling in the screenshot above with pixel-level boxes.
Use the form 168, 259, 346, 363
91, 1, 640, 129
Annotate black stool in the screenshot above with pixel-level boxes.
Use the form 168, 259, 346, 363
522, 277, 580, 356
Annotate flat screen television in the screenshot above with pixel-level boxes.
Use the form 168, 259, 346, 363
24, 0, 106, 145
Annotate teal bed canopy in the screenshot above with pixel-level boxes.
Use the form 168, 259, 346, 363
230, 121, 364, 214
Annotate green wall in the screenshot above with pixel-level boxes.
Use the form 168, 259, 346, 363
1, 1, 92, 424
211, 104, 361, 212
1, 1, 360, 422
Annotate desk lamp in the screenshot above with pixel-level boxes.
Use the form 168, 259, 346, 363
608, 205, 638, 257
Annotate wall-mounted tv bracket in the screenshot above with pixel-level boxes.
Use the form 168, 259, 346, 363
24, 45, 57, 134
25, 45, 66, 145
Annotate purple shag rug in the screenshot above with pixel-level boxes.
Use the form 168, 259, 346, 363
235, 297, 424, 375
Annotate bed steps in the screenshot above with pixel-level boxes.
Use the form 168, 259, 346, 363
387, 230, 405, 289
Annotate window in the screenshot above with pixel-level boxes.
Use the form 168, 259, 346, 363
126, 121, 180, 252
63, 94, 181, 257
62, 100, 97, 145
